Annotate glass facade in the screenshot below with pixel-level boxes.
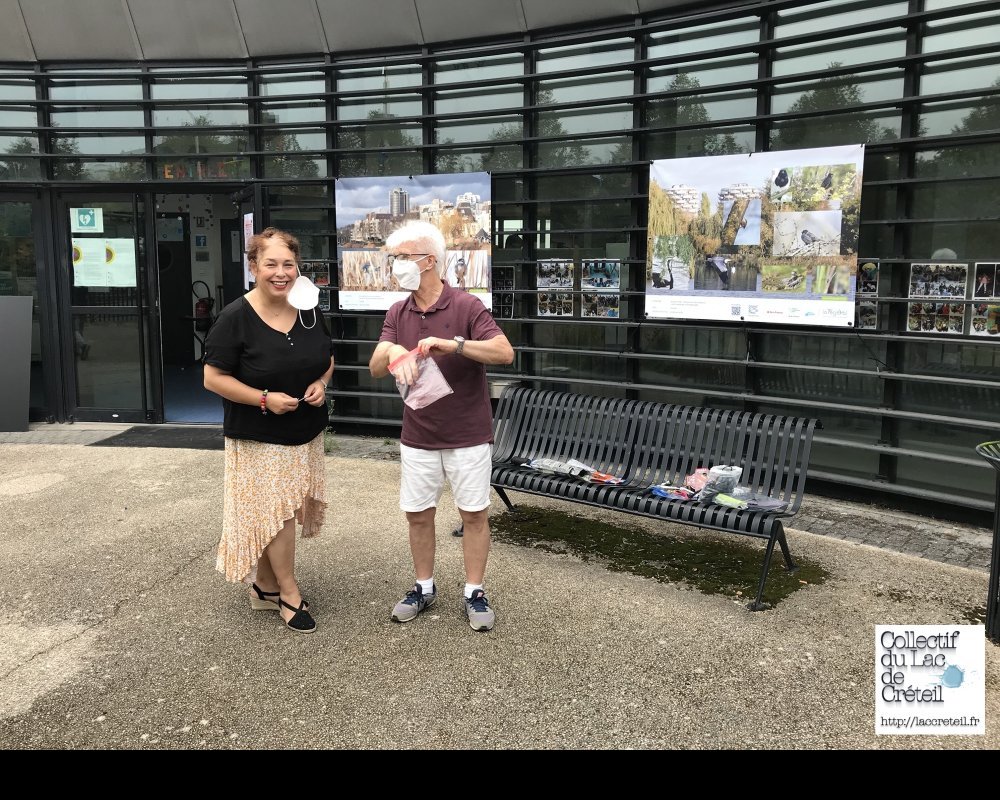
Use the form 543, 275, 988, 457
1, 1, 999, 508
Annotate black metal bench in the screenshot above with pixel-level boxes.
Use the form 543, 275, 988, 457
487, 386, 821, 610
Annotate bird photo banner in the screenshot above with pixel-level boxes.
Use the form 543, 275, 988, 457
334, 172, 492, 312
646, 144, 865, 327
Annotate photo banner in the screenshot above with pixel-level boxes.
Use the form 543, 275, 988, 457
335, 172, 492, 311
646, 144, 865, 327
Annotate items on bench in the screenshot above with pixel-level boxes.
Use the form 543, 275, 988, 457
522, 457, 624, 484
489, 386, 821, 610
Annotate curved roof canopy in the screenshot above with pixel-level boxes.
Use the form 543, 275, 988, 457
0, 0, 696, 62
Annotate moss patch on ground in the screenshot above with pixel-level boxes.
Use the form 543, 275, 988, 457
491, 505, 829, 609
961, 604, 988, 625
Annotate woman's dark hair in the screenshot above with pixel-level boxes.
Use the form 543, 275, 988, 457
247, 227, 301, 265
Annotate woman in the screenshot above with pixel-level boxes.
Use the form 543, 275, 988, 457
203, 227, 334, 634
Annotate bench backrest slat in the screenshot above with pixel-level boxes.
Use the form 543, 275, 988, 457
492, 388, 634, 474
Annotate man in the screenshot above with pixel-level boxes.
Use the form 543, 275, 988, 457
369, 220, 514, 632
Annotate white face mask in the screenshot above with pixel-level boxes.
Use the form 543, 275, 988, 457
392, 256, 431, 291
288, 274, 319, 310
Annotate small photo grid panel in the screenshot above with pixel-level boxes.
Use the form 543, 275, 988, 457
971, 263, 999, 336
856, 300, 877, 330
582, 292, 620, 318
581, 259, 620, 290
493, 265, 515, 320
537, 292, 573, 316
536, 259, 574, 289
907, 301, 966, 334
908, 262, 967, 298
858, 260, 879, 295
971, 304, 1000, 336
855, 259, 878, 329
301, 262, 331, 287
300, 262, 331, 311
973, 262, 998, 300
907, 262, 968, 335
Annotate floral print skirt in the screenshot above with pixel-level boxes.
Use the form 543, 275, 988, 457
216, 432, 326, 583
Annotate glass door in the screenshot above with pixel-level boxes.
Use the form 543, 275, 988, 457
0, 191, 57, 422
56, 193, 161, 422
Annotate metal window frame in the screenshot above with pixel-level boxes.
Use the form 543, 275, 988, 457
0, 0, 999, 507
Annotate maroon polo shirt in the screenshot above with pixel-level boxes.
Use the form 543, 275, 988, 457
379, 282, 505, 450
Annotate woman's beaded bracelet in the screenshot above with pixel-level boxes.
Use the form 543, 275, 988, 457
260, 389, 269, 415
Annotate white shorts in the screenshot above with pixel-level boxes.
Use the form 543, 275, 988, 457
399, 442, 492, 513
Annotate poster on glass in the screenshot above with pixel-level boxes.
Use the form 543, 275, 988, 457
645, 144, 865, 327
537, 292, 573, 317
855, 300, 877, 330
971, 263, 999, 336
334, 172, 492, 311
970, 304, 999, 336
973, 262, 998, 299
907, 262, 968, 335
537, 259, 574, 289
492, 266, 515, 319
581, 259, 620, 290
858, 260, 879, 295
583, 292, 619, 318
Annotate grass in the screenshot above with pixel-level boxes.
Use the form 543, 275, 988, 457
490, 505, 828, 609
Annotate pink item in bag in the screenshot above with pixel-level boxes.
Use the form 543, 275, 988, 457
388, 348, 454, 410
684, 467, 710, 492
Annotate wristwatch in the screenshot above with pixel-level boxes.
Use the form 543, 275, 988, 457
454, 335, 466, 355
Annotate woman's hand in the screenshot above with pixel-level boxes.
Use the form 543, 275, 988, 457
265, 391, 300, 415
302, 380, 328, 407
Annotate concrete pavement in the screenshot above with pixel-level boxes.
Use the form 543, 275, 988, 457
0, 432, 996, 749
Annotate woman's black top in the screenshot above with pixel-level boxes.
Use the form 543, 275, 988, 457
204, 297, 334, 445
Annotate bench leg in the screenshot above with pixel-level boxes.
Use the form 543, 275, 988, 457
749, 536, 778, 611
776, 523, 797, 573
494, 486, 517, 513
749, 521, 796, 612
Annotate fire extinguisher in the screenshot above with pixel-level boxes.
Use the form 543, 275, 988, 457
192, 280, 215, 332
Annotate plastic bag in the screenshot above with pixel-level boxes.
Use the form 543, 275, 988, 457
523, 458, 623, 484
565, 459, 623, 484
524, 458, 589, 477
730, 485, 788, 512
684, 468, 710, 492
388, 348, 454, 410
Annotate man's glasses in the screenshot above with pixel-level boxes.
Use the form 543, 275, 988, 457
386, 253, 430, 266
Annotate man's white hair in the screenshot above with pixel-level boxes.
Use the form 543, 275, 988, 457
386, 221, 447, 277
